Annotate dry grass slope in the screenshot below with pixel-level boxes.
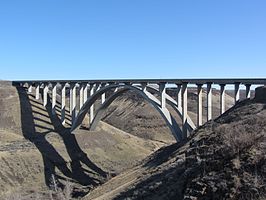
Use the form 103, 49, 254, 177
84, 99, 266, 200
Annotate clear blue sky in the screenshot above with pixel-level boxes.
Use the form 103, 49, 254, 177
0, 0, 266, 80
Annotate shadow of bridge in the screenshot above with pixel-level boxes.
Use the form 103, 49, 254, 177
16, 86, 108, 197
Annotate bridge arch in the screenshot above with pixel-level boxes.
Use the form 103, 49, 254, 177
71, 84, 185, 141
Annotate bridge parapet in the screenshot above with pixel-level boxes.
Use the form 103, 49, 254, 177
12, 79, 266, 142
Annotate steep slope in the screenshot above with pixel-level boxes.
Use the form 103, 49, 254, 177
84, 97, 266, 200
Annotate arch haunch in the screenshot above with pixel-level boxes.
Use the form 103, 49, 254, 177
71, 84, 186, 141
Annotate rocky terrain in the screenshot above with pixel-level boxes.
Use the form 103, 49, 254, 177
84, 94, 266, 200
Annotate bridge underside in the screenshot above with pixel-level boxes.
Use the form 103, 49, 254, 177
13, 79, 266, 142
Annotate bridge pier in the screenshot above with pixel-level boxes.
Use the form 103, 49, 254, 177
52, 83, 57, 115
220, 84, 226, 114
159, 83, 166, 109
197, 84, 203, 127
89, 84, 95, 124
101, 83, 106, 104
176, 84, 182, 109
234, 83, 240, 104
83, 83, 88, 104
35, 84, 40, 100
207, 83, 212, 121
182, 83, 188, 138
43, 84, 49, 107
70, 83, 77, 124
79, 84, 84, 109
245, 84, 251, 99
28, 84, 32, 93
61, 83, 66, 125
141, 82, 147, 92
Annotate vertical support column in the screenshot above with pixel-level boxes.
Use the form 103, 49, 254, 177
52, 83, 57, 115
114, 88, 119, 92
101, 83, 106, 104
61, 83, 66, 125
220, 84, 226, 115
245, 84, 251, 99
207, 83, 212, 121
141, 82, 147, 93
79, 84, 84, 109
43, 84, 49, 107
83, 83, 88, 104
159, 82, 166, 109
114, 82, 119, 92
176, 84, 182, 109
90, 84, 95, 124
35, 84, 40, 100
234, 82, 240, 104
28, 84, 32, 93
182, 83, 188, 139
70, 83, 77, 124
197, 84, 203, 127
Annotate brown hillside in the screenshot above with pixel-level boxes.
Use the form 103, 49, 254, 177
85, 98, 266, 200
0, 82, 163, 198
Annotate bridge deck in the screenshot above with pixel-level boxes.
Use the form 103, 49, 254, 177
12, 78, 266, 85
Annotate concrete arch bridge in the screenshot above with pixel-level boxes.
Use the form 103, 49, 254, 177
12, 79, 266, 142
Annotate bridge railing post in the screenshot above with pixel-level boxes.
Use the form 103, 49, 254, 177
197, 84, 203, 127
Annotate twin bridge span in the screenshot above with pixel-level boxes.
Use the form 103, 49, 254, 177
13, 79, 266, 142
